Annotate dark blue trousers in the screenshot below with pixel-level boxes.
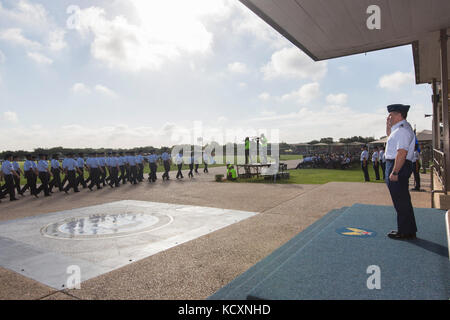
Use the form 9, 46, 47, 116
385, 160, 417, 234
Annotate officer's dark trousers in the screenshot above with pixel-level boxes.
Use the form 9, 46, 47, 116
130, 166, 137, 184
176, 164, 183, 179
203, 163, 208, 173
149, 163, 157, 182
194, 164, 199, 174
49, 168, 62, 192
109, 167, 119, 187
413, 162, 421, 190
2, 174, 16, 200
77, 169, 87, 188
100, 166, 107, 185
88, 168, 101, 189
22, 171, 37, 195
13, 173, 21, 195
138, 164, 144, 181
188, 164, 194, 178
37, 172, 50, 196
385, 160, 417, 234
119, 166, 126, 184
372, 162, 380, 180
64, 170, 79, 193
361, 161, 370, 181
163, 161, 170, 179
380, 162, 386, 180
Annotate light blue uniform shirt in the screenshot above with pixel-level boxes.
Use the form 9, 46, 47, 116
98, 157, 106, 167
118, 156, 126, 166
76, 158, 84, 168
62, 158, 77, 171
1, 160, 13, 175
128, 156, 137, 166
12, 161, 20, 171
161, 152, 170, 161
51, 159, 60, 169
24, 160, 34, 171
109, 157, 118, 167
86, 157, 99, 168
136, 155, 144, 164
148, 154, 159, 163
37, 160, 49, 172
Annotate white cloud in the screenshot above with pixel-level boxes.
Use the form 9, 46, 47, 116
258, 92, 271, 101
378, 71, 415, 91
281, 82, 320, 105
2, 111, 18, 123
326, 93, 348, 105
231, 2, 288, 49
0, 49, 5, 63
262, 47, 327, 81
238, 82, 247, 88
47, 30, 67, 51
95, 85, 118, 99
227, 62, 249, 74
0, 0, 50, 31
27, 51, 53, 65
0, 28, 42, 49
71, 83, 91, 95
72, 0, 229, 72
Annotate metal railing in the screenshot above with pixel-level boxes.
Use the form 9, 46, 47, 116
431, 149, 447, 208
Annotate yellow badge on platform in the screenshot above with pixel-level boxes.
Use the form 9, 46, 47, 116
336, 227, 377, 238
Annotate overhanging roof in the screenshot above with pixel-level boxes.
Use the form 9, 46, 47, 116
240, 0, 450, 83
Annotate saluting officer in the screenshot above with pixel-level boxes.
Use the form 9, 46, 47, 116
385, 104, 417, 240
360, 146, 370, 182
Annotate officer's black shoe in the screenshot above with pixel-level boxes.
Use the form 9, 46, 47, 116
10, 198, 18, 201
88, 186, 93, 191
74, 190, 80, 193
387, 231, 416, 240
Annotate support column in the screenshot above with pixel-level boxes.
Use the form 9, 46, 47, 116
440, 29, 449, 191
432, 79, 439, 150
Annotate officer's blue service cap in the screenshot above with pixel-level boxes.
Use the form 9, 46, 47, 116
387, 104, 410, 113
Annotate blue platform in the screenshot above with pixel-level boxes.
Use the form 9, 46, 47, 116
209, 204, 449, 300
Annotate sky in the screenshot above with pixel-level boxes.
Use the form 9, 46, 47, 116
0, 0, 433, 151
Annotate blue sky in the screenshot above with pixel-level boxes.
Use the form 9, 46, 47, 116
0, 0, 432, 151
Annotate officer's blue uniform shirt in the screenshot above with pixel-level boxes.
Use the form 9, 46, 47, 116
371, 151, 379, 162
109, 157, 118, 167
385, 120, 415, 161
360, 150, 368, 161
128, 156, 136, 166
24, 160, 34, 171
76, 158, 84, 168
136, 155, 144, 164
118, 157, 125, 166
86, 157, 99, 168
51, 159, 60, 169
161, 152, 170, 161
412, 150, 420, 162
98, 157, 106, 167
1, 160, 13, 175
12, 161, 20, 171
148, 154, 158, 163
37, 160, 49, 172
62, 158, 77, 171
379, 150, 386, 163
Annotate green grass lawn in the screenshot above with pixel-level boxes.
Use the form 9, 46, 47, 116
232, 165, 386, 185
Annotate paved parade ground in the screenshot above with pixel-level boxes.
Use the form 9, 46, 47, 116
0, 160, 435, 300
